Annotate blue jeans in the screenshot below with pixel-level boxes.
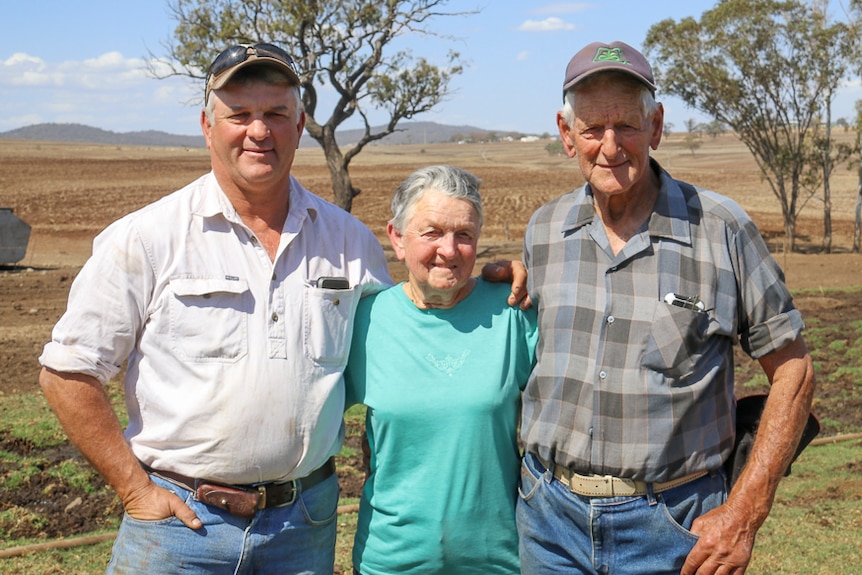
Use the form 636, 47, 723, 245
106, 472, 339, 575
516, 452, 727, 575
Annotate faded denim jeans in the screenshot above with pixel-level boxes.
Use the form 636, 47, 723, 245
106, 472, 339, 575
516, 452, 727, 575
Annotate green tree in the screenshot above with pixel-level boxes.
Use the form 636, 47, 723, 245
703, 119, 727, 139
683, 118, 702, 156
644, 0, 856, 252
852, 102, 862, 253
545, 140, 564, 156
663, 121, 674, 139
156, 0, 467, 212
847, 0, 862, 253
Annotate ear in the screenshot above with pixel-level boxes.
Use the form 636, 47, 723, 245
296, 109, 307, 147
557, 112, 577, 158
387, 222, 406, 261
200, 109, 212, 150
650, 102, 664, 151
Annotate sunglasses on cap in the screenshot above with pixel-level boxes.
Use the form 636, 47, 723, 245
205, 43, 299, 101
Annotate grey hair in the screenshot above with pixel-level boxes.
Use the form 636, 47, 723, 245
559, 71, 658, 128
390, 165, 483, 233
204, 65, 303, 126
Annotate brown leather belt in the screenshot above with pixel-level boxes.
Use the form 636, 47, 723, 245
144, 457, 336, 518
537, 455, 708, 497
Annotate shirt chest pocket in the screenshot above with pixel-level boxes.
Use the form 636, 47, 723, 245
303, 283, 360, 366
169, 277, 251, 362
641, 301, 710, 382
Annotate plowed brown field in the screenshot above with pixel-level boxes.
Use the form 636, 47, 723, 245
2, 134, 861, 544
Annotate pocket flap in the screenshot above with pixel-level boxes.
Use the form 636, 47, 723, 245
171, 277, 249, 297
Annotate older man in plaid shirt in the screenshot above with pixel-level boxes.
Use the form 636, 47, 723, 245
516, 40, 816, 575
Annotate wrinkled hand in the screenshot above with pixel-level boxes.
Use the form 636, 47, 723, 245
480, 260, 532, 309
122, 480, 202, 530
682, 499, 755, 575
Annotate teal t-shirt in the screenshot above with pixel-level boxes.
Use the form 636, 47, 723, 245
345, 279, 538, 575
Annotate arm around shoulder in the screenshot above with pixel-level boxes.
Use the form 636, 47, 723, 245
480, 259, 532, 309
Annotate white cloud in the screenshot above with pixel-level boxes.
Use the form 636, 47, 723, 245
1, 53, 52, 87
0, 51, 203, 134
4, 52, 45, 68
532, 3, 593, 15
0, 51, 193, 91
518, 17, 576, 32
517, 51, 529, 62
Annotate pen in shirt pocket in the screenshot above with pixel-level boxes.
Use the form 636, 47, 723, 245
663, 292, 706, 312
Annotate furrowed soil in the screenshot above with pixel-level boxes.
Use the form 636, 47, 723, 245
1, 134, 861, 551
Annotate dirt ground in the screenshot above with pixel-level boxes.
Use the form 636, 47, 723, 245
1, 135, 861, 542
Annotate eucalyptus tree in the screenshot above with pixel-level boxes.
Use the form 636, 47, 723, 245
156, 0, 467, 212
847, 0, 862, 253
644, 0, 855, 252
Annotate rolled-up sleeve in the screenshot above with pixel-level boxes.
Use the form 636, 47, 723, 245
39, 218, 151, 384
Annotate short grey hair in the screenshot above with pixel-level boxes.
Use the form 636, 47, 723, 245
560, 71, 658, 128
390, 165, 483, 233
204, 65, 303, 126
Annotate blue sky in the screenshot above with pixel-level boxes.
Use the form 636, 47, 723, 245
2, 1, 860, 137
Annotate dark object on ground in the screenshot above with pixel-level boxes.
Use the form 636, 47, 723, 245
725, 394, 821, 487
0, 208, 30, 264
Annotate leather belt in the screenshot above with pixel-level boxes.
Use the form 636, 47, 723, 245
537, 455, 708, 497
144, 457, 336, 518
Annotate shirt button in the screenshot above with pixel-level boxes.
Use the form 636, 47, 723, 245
607, 315, 615, 324
599, 370, 607, 379
271, 313, 279, 322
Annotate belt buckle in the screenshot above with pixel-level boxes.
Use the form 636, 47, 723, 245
595, 475, 618, 496
256, 485, 268, 510
257, 479, 297, 510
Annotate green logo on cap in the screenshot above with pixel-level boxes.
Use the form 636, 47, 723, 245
593, 47, 629, 65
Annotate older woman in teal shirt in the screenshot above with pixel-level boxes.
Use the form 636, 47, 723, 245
344, 165, 537, 575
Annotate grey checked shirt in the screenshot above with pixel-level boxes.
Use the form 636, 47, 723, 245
522, 160, 803, 483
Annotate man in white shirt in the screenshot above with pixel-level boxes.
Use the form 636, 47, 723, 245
39, 43, 390, 574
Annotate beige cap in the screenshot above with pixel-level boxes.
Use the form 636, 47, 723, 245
205, 43, 300, 103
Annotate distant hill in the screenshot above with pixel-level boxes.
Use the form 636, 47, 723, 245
332, 121, 536, 147
0, 121, 539, 149
0, 123, 205, 148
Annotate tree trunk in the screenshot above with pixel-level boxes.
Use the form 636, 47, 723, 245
309, 126, 359, 213
782, 204, 797, 254
823, 186, 833, 253
822, 91, 833, 253
783, 222, 795, 254
324, 146, 358, 212
854, 167, 862, 253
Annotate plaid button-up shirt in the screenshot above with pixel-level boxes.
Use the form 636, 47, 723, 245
522, 160, 803, 483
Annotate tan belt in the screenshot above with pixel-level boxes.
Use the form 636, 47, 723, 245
539, 456, 708, 497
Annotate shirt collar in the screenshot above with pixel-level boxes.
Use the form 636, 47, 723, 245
560, 158, 692, 246
647, 159, 692, 246
561, 188, 597, 233
193, 173, 319, 227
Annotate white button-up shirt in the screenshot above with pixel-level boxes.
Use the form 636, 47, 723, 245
40, 173, 391, 484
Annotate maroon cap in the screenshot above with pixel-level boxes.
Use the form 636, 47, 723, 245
563, 41, 656, 97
